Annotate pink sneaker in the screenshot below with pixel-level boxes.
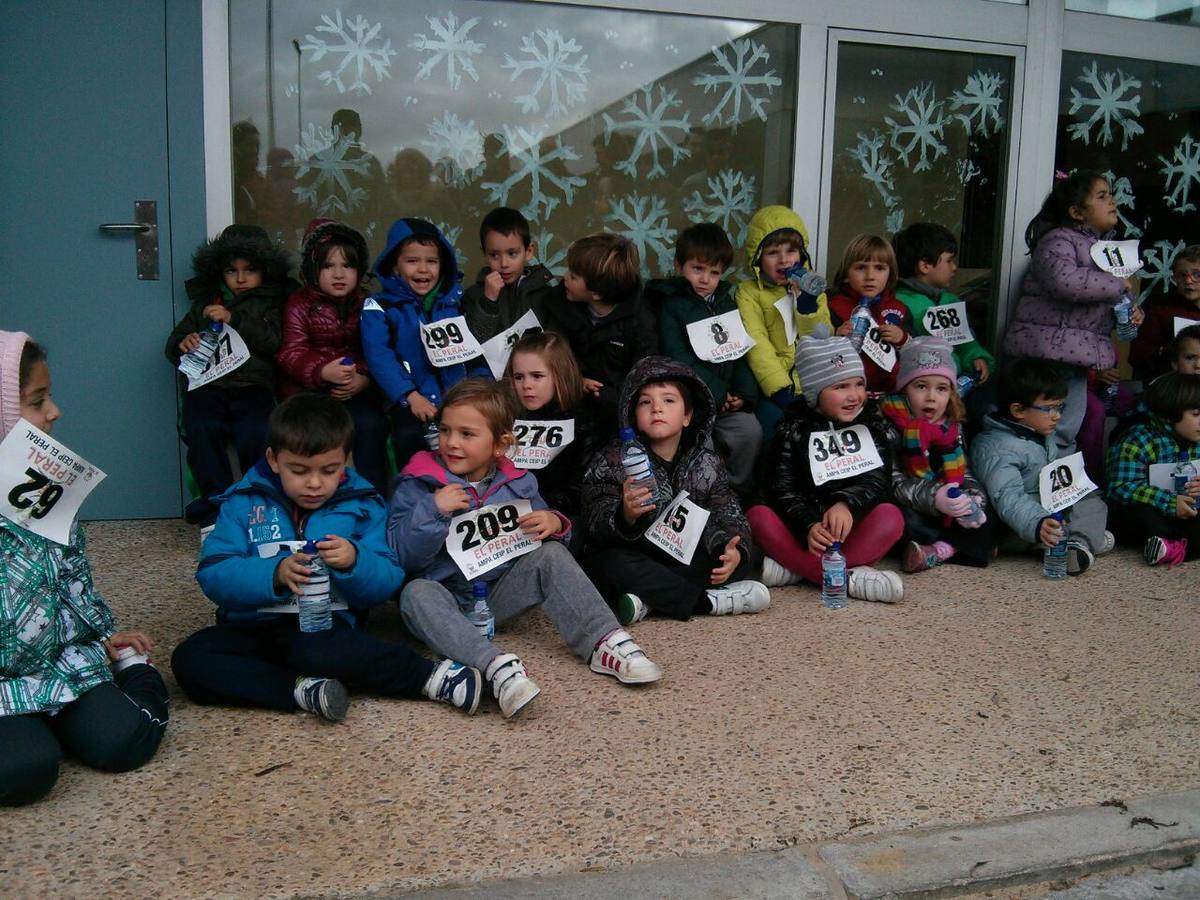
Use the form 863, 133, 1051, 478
1144, 536, 1187, 569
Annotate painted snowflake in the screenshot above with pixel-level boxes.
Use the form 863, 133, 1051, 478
503, 28, 589, 119
532, 229, 567, 277
601, 85, 691, 179
422, 112, 484, 188
884, 82, 948, 173
1102, 170, 1144, 238
691, 38, 782, 131
950, 71, 1005, 138
606, 193, 677, 278
885, 208, 906, 235
847, 131, 896, 208
1067, 61, 1144, 151
480, 126, 587, 220
410, 12, 484, 90
683, 169, 757, 248
291, 123, 370, 215
435, 221, 463, 248
1158, 134, 1200, 214
1137, 239, 1187, 302
957, 159, 981, 186
301, 10, 396, 96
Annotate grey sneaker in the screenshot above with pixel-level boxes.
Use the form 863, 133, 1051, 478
293, 676, 350, 722
706, 581, 771, 615
1067, 541, 1094, 575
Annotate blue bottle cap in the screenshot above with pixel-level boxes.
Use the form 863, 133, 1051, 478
947, 486, 962, 498
472, 581, 489, 598
209, 321, 224, 332
829, 541, 842, 551
341, 356, 353, 364
302, 540, 318, 554
619, 427, 636, 442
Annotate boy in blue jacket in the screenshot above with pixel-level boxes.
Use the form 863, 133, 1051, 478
171, 393, 481, 721
361, 218, 485, 471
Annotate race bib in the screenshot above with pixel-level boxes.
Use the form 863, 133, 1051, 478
1038, 452, 1098, 513
183, 324, 251, 391
0, 420, 106, 545
1175, 317, 1197, 337
254, 540, 349, 614
774, 294, 797, 346
1089, 240, 1142, 279
686, 311, 755, 363
509, 419, 574, 470
420, 316, 482, 367
808, 424, 884, 486
480, 309, 543, 379
1148, 462, 1193, 492
645, 491, 710, 565
861, 326, 898, 372
921, 302, 974, 346
446, 499, 541, 580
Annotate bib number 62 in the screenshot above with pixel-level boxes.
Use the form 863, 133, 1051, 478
8, 468, 64, 520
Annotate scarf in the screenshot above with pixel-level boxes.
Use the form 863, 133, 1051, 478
880, 395, 965, 485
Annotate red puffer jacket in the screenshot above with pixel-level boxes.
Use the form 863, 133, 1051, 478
276, 286, 369, 397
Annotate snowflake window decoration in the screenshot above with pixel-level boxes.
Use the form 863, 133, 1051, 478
480, 126, 587, 220
532, 230, 567, 277
422, 112, 484, 188
691, 38, 782, 131
683, 169, 757, 249
950, 71, 1005, 138
847, 131, 897, 209
1137, 239, 1187, 302
601, 85, 691, 180
300, 10, 396, 96
410, 12, 484, 91
1158, 134, 1200, 215
1102, 170, 1144, 238
503, 28, 589, 119
606, 193, 677, 278
435, 222, 463, 248
292, 123, 371, 215
1066, 60, 1144, 151
884, 82, 948, 173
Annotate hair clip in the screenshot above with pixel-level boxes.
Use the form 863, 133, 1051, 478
1054, 169, 1069, 181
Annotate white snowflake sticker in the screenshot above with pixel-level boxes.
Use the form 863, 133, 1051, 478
532, 229, 567, 277
410, 12, 484, 90
682, 169, 757, 250
1067, 60, 1144, 151
847, 131, 897, 209
692, 38, 782, 131
1103, 170, 1144, 238
885, 82, 948, 173
503, 28, 589, 119
601, 85, 691, 180
423, 112, 484, 188
1137, 239, 1187, 303
1159, 134, 1200, 215
480, 126, 587, 220
949, 71, 1005, 138
301, 11, 396, 96
292, 123, 370, 215
606, 193, 677, 279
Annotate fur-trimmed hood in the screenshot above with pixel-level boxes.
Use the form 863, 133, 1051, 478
190, 224, 290, 291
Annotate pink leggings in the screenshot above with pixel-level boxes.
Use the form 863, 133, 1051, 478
747, 503, 905, 585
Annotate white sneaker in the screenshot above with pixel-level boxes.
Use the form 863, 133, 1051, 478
485, 653, 540, 718
706, 581, 771, 616
617, 593, 649, 626
1097, 530, 1116, 555
111, 645, 152, 672
423, 659, 482, 715
199, 524, 215, 547
589, 628, 662, 684
761, 556, 802, 587
847, 566, 905, 603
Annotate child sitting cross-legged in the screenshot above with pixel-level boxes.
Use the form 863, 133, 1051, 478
579, 357, 768, 624
390, 379, 662, 719
171, 393, 482, 722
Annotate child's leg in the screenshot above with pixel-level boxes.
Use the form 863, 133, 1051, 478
0, 714, 61, 806
1055, 367, 1088, 453
171, 620, 300, 711
388, 406, 428, 472
286, 617, 437, 697
746, 504, 822, 583
400, 579, 500, 672
1077, 387, 1108, 488
901, 507, 997, 567
1109, 502, 1200, 559
344, 389, 390, 495
841, 503, 905, 567
228, 387, 275, 477
50, 667, 169, 774
711, 411, 763, 494
489, 542, 620, 660
181, 387, 235, 522
581, 546, 711, 620
1065, 492, 1108, 553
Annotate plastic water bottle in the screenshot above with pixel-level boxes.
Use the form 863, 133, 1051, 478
1042, 512, 1068, 580
297, 540, 332, 632
424, 420, 440, 452
820, 542, 848, 609
956, 374, 978, 397
1112, 295, 1138, 342
848, 297, 874, 352
178, 322, 223, 379
784, 262, 827, 298
1103, 382, 1120, 413
619, 426, 658, 507
948, 486, 985, 527
1175, 454, 1198, 495
459, 581, 495, 641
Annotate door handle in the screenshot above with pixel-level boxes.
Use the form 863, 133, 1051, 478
98, 200, 158, 280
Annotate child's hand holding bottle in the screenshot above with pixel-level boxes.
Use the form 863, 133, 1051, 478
314, 534, 357, 570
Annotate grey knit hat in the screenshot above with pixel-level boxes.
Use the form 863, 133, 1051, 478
895, 336, 957, 391
794, 326, 865, 406
0, 330, 31, 440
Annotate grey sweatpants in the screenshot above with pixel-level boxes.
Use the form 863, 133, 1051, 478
998, 490, 1109, 555
400, 541, 620, 672
711, 410, 763, 493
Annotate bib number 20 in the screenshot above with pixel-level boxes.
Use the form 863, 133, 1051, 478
1048, 464, 1073, 492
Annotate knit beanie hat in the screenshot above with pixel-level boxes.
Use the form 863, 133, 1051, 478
0, 330, 31, 440
895, 337, 957, 391
794, 326, 865, 406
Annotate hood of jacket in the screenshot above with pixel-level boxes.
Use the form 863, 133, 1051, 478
300, 218, 369, 288
400, 450, 530, 499
372, 218, 461, 305
191, 224, 291, 293
744, 206, 811, 290
617, 355, 716, 458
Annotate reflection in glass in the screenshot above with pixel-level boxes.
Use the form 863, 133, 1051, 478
1067, 0, 1200, 28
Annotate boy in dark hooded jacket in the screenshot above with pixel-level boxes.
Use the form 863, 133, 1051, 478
166, 224, 295, 528
580, 357, 767, 623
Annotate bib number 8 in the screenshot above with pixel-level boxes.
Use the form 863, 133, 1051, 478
455, 504, 521, 549
424, 322, 464, 350
8, 467, 64, 520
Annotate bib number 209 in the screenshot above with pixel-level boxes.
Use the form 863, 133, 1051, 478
8, 468, 63, 520
454, 504, 521, 550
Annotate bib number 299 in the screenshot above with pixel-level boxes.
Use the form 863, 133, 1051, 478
454, 504, 520, 549
423, 322, 464, 350
8, 468, 63, 520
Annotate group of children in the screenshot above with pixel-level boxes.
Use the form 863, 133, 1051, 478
2, 167, 1197, 806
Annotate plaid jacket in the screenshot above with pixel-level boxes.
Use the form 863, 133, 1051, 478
1106, 414, 1199, 515
1, 520, 115, 715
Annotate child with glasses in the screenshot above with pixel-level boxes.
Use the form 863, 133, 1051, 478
970, 358, 1112, 575
1130, 245, 1200, 383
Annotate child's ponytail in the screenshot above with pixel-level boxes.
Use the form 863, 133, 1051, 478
1023, 169, 1106, 252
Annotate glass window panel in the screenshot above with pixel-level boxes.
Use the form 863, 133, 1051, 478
828, 43, 1014, 345
1066, 0, 1200, 28
1055, 51, 1200, 304
228, 2, 797, 278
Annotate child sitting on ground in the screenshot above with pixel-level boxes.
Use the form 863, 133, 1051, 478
747, 329, 906, 603
165, 224, 293, 528
970, 358, 1112, 575
648, 222, 763, 496
462, 207, 555, 345
1, 331, 169, 806
735, 206, 832, 439
880, 338, 996, 573
390, 379, 662, 719
1129, 244, 1200, 383
172, 393, 481, 722
580, 357, 767, 624
1106, 371, 1200, 568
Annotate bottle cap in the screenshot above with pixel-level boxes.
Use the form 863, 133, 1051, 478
302, 540, 318, 554
830, 541, 842, 551
619, 427, 635, 442
947, 486, 962, 498
1051, 512, 1064, 523
341, 356, 353, 364
472, 581, 488, 598
209, 321, 224, 332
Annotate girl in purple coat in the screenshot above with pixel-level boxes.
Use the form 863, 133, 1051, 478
1002, 170, 1144, 451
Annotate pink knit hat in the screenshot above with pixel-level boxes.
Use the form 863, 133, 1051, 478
0, 330, 31, 440
894, 336, 957, 391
